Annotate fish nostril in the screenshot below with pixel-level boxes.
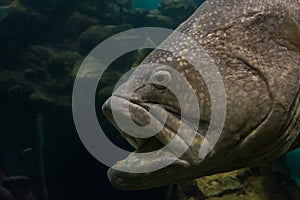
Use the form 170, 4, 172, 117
140, 94, 146, 101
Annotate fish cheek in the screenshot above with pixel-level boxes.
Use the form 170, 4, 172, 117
138, 84, 170, 102
281, 16, 300, 49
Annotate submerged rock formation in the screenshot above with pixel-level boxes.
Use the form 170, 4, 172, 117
178, 160, 300, 200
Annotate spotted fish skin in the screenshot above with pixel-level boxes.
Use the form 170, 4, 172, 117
170, 0, 300, 160
103, 0, 300, 190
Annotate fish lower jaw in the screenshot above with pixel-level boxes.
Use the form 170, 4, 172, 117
111, 149, 191, 174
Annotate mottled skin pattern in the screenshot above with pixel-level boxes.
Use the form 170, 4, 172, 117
102, 0, 300, 190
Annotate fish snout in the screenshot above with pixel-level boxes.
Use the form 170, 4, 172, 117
102, 97, 112, 113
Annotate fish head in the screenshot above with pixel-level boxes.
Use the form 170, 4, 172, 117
101, 36, 225, 189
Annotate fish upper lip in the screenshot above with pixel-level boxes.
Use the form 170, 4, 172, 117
107, 94, 192, 145
104, 94, 207, 155
102, 96, 149, 149
102, 94, 194, 155
103, 94, 179, 148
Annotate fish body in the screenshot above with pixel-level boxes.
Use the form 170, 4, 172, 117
102, 0, 300, 190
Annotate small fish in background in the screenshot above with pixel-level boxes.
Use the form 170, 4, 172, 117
0, 0, 26, 21
19, 148, 33, 158
13, 148, 33, 164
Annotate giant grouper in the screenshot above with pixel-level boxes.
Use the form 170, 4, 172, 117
102, 0, 300, 190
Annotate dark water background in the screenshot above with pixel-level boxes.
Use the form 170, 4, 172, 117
0, 0, 205, 199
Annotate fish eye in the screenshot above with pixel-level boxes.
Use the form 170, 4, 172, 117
149, 70, 171, 90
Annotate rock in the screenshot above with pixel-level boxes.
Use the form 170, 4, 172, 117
22, 0, 78, 14
114, 0, 133, 9
0, 10, 47, 62
2, 176, 37, 200
26, 45, 81, 79
76, 1, 104, 18
195, 169, 247, 198
178, 159, 300, 200
144, 10, 175, 28
102, 0, 133, 24
124, 8, 149, 26
0, 69, 34, 106
158, 0, 197, 25
64, 12, 99, 41
24, 67, 50, 83
0, 46, 82, 107
0, 186, 14, 200
78, 25, 132, 54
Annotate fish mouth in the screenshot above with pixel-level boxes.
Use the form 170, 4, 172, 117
102, 96, 198, 190
102, 96, 165, 151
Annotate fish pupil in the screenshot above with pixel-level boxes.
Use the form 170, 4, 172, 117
156, 75, 164, 82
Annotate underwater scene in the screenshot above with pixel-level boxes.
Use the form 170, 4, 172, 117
0, 0, 300, 199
